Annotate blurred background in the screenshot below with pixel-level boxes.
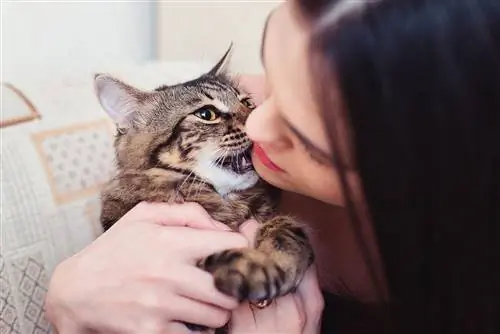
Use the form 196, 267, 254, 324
2, 0, 280, 80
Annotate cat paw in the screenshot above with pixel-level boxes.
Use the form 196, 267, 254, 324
198, 249, 286, 302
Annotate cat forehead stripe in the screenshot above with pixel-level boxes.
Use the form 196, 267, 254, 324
212, 99, 230, 113
198, 88, 230, 112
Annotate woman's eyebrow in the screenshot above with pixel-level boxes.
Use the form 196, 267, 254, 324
281, 116, 333, 163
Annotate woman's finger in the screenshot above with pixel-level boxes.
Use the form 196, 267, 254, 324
296, 265, 324, 334
230, 300, 279, 330
164, 227, 249, 259
292, 293, 306, 330
229, 301, 257, 330
239, 219, 260, 246
174, 266, 239, 310
164, 321, 216, 334
125, 201, 222, 230
168, 296, 231, 329
230, 294, 303, 332
274, 294, 304, 329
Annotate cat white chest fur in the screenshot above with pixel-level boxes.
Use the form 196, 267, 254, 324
194, 148, 259, 196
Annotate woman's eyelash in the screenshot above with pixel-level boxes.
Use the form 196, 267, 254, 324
304, 144, 331, 166
284, 119, 332, 166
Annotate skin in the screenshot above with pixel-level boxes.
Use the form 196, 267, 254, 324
230, 220, 324, 334
242, 0, 385, 303
45, 202, 246, 333
246, 1, 341, 207
45, 202, 323, 334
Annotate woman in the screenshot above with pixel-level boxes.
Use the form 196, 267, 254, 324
44, 0, 500, 333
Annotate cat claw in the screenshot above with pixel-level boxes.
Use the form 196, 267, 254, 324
251, 298, 272, 309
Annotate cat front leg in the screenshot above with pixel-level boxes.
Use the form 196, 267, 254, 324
252, 215, 315, 298
99, 172, 184, 231
197, 215, 314, 304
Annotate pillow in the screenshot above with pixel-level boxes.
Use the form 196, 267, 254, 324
0, 83, 41, 128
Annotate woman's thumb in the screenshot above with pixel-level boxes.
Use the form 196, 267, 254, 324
239, 219, 260, 247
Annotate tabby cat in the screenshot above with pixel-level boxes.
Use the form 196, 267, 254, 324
93, 46, 315, 332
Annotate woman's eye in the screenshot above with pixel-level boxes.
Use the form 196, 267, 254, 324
241, 97, 256, 109
194, 108, 220, 121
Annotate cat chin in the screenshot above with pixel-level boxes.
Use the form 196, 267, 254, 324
194, 164, 260, 196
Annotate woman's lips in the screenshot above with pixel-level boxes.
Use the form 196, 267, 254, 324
252, 143, 285, 172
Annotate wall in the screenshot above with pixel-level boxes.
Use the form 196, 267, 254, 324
1, 1, 155, 81
156, 1, 282, 74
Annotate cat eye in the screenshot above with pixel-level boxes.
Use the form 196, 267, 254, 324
241, 97, 256, 109
193, 107, 220, 121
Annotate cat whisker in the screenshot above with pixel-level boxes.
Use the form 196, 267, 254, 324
236, 151, 242, 174
187, 170, 207, 198
219, 148, 232, 166
211, 147, 230, 170
193, 179, 206, 199
213, 147, 230, 168
186, 174, 203, 199
177, 169, 197, 194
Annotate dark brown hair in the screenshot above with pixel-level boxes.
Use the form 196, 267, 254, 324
297, 0, 500, 332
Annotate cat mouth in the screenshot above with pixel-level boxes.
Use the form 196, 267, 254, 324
215, 148, 254, 174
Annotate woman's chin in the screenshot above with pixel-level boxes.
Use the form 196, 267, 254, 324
253, 160, 303, 195
253, 158, 343, 206
253, 162, 291, 190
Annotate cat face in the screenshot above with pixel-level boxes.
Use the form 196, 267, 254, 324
94, 46, 260, 195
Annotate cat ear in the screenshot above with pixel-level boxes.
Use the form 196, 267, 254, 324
207, 42, 233, 76
93, 73, 147, 129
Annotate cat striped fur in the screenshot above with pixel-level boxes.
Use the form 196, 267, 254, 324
93, 45, 315, 333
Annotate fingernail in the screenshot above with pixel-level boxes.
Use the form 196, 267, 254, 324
239, 219, 258, 232
239, 220, 251, 232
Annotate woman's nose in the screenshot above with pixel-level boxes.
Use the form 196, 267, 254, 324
245, 98, 290, 150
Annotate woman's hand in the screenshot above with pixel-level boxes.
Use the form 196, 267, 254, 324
229, 220, 325, 334
44, 202, 248, 334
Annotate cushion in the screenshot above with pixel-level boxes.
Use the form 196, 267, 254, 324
1, 83, 41, 128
